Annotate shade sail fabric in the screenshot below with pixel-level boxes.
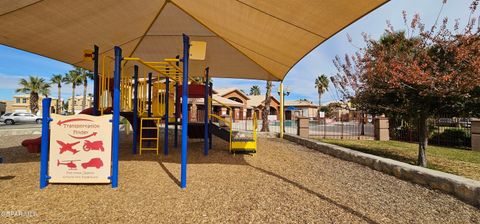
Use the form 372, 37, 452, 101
0, 0, 388, 81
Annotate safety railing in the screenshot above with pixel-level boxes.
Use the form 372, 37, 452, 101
100, 55, 114, 115
137, 73, 148, 117
252, 112, 257, 145
120, 66, 133, 112
209, 97, 233, 151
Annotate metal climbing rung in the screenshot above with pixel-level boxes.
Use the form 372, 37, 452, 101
139, 117, 161, 155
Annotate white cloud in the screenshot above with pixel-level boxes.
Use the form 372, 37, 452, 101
0, 73, 26, 90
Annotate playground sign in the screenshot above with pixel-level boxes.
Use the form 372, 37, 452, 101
189, 41, 207, 60
48, 114, 112, 183
83, 49, 94, 61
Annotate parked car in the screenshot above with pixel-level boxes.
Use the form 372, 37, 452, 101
0, 112, 42, 125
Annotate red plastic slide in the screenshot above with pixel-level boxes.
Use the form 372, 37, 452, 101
21, 107, 112, 153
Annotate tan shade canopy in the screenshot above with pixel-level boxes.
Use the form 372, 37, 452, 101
0, 0, 388, 81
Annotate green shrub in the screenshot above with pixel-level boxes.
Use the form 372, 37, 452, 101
429, 128, 471, 148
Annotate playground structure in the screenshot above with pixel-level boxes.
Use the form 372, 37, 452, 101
95, 42, 258, 156
36, 35, 259, 189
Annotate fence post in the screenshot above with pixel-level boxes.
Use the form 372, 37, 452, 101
374, 117, 390, 141
297, 117, 309, 138
341, 120, 344, 139
323, 118, 326, 139
471, 118, 480, 152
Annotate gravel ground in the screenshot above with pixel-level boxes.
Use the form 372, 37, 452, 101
0, 134, 479, 223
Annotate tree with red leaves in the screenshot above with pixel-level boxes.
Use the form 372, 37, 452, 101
332, 0, 480, 167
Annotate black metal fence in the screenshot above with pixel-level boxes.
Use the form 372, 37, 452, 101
389, 116, 471, 149
308, 118, 374, 139
276, 117, 374, 139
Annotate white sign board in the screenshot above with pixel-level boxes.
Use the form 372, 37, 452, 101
268, 115, 277, 121
320, 111, 325, 118
189, 41, 207, 60
48, 114, 112, 183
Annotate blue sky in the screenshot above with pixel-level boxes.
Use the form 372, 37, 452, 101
0, 0, 475, 103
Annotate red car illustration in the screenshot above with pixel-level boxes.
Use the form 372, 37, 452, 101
83, 140, 104, 152
81, 158, 103, 169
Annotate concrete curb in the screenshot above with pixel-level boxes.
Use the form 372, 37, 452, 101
283, 134, 480, 208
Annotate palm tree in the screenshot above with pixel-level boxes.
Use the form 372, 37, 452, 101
315, 75, 329, 119
73, 66, 94, 110
261, 81, 272, 132
16, 76, 50, 115
64, 69, 83, 114
50, 74, 65, 114
249, 85, 261, 96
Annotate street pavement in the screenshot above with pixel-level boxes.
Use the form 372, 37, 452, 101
0, 123, 41, 130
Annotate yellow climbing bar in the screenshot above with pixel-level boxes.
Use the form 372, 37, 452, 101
123, 57, 181, 80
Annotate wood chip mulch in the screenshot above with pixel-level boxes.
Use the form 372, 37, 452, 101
1, 134, 479, 223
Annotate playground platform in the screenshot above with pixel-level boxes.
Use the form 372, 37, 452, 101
1, 134, 479, 223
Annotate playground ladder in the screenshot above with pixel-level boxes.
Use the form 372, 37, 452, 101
139, 117, 161, 155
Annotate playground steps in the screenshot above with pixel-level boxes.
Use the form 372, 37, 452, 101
139, 118, 161, 155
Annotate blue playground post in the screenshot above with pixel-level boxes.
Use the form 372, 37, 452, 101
111, 46, 121, 188
39, 98, 52, 189
174, 55, 180, 149
147, 72, 152, 118
164, 77, 170, 155
132, 65, 139, 154
204, 67, 209, 156
174, 82, 179, 148
180, 34, 190, 189
209, 82, 213, 149
93, 45, 99, 116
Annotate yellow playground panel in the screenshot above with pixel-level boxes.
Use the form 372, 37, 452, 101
152, 82, 175, 119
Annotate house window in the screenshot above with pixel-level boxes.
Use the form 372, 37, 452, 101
22, 98, 27, 104
302, 109, 308, 117
16, 98, 20, 103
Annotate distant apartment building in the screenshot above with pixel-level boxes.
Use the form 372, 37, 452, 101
5, 95, 62, 115
284, 100, 318, 120
189, 88, 281, 121
67, 95, 93, 114
0, 100, 6, 115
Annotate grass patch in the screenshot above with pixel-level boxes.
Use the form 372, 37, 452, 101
318, 139, 480, 181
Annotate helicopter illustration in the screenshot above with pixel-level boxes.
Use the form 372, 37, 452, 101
57, 160, 80, 170
57, 140, 80, 154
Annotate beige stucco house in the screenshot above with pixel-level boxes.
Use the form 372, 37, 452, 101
5, 95, 62, 115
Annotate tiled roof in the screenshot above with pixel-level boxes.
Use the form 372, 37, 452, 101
190, 94, 243, 107
285, 100, 318, 107
246, 95, 279, 107
215, 88, 250, 100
